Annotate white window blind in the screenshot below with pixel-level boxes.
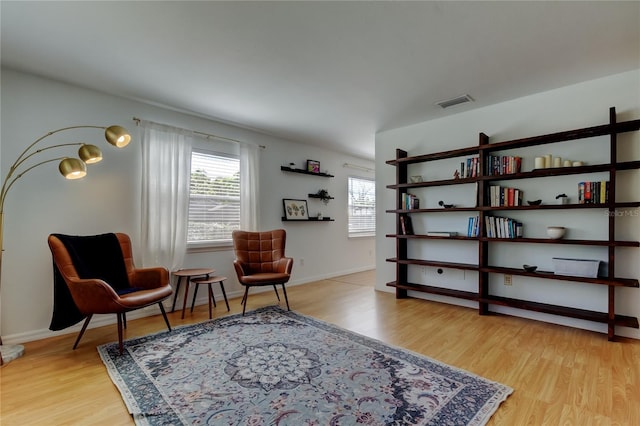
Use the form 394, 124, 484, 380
188, 150, 240, 244
348, 176, 376, 236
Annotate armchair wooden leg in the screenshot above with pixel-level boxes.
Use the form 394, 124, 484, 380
242, 287, 250, 315
158, 302, 171, 331
117, 314, 124, 355
122, 312, 127, 329
272, 285, 281, 301
281, 284, 290, 311
73, 315, 93, 350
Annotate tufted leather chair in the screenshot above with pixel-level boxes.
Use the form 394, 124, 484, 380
232, 229, 293, 314
48, 233, 172, 354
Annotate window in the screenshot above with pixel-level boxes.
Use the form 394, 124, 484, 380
348, 176, 376, 237
188, 150, 240, 245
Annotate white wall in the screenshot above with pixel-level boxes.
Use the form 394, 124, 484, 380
0, 69, 375, 343
375, 70, 640, 339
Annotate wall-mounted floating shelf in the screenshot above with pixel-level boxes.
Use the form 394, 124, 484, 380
281, 217, 334, 222
281, 166, 334, 178
308, 193, 335, 200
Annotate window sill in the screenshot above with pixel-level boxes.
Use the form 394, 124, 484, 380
348, 233, 376, 239
187, 241, 233, 253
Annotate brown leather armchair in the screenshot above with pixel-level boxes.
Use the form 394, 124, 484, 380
48, 233, 172, 354
232, 229, 293, 315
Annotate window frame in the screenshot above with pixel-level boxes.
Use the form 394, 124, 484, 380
187, 147, 240, 250
347, 175, 376, 238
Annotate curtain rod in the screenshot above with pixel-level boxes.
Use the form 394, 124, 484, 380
132, 117, 265, 149
343, 162, 375, 173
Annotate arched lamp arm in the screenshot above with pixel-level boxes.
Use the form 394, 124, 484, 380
0, 126, 105, 204
0, 157, 67, 214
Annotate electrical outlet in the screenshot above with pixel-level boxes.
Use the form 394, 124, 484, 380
504, 274, 512, 286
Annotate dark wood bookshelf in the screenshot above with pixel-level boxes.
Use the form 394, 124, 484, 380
386, 107, 640, 340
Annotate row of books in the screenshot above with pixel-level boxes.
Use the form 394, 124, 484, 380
578, 181, 609, 204
486, 155, 522, 176
467, 216, 480, 237
401, 193, 420, 210
489, 185, 524, 207
467, 215, 524, 238
485, 216, 523, 239
460, 157, 480, 178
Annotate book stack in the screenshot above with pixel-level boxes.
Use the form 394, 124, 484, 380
578, 181, 609, 204
489, 185, 523, 207
467, 216, 480, 237
399, 215, 414, 235
401, 193, 420, 210
485, 216, 523, 239
426, 231, 458, 237
460, 156, 480, 178
486, 155, 522, 176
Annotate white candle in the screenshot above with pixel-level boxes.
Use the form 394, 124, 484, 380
544, 154, 552, 168
553, 157, 562, 168
573, 161, 583, 167
563, 160, 572, 167
534, 157, 545, 169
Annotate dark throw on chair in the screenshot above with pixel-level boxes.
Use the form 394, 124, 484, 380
48, 233, 173, 354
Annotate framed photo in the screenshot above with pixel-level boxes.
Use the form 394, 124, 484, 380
307, 159, 321, 173
283, 199, 309, 220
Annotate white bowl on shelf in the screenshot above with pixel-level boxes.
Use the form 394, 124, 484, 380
546, 226, 566, 239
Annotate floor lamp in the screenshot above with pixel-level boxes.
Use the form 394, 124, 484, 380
0, 125, 131, 366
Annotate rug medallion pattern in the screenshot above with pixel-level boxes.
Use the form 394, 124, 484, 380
99, 306, 512, 425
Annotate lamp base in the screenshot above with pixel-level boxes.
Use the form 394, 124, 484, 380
0, 344, 25, 365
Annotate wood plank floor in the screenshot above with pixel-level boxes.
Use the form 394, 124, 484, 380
1, 270, 639, 425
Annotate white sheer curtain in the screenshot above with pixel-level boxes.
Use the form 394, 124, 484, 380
139, 121, 193, 270
239, 143, 260, 230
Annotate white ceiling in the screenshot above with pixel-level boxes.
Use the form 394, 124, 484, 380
2, 1, 639, 159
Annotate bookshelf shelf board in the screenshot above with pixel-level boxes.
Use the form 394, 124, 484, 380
479, 202, 640, 211
386, 146, 480, 165
386, 207, 480, 213
386, 281, 479, 301
386, 234, 477, 241
387, 177, 478, 189
386, 257, 479, 271
481, 266, 639, 287
479, 237, 639, 247
479, 160, 640, 182
480, 295, 639, 328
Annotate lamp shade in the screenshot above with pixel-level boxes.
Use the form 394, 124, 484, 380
58, 158, 87, 179
105, 125, 131, 148
78, 144, 103, 164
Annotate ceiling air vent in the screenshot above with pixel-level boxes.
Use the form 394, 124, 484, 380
436, 94, 474, 109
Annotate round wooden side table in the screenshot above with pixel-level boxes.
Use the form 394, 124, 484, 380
171, 268, 215, 318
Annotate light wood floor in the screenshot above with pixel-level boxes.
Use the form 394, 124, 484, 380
1, 271, 639, 425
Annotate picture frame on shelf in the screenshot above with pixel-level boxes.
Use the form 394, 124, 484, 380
307, 159, 321, 173
283, 199, 309, 220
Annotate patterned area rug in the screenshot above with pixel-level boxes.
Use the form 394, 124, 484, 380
98, 306, 512, 425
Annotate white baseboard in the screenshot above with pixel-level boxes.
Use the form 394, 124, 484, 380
3, 267, 376, 345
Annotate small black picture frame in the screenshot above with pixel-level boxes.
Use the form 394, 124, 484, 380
283, 199, 309, 220
307, 159, 321, 173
